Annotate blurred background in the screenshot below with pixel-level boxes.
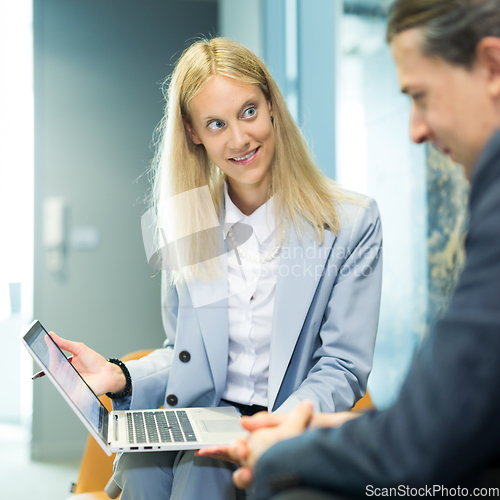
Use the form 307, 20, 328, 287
0, 0, 467, 498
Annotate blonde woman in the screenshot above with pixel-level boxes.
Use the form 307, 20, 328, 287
52, 38, 382, 499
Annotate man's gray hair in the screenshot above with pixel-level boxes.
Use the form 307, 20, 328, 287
387, 0, 500, 68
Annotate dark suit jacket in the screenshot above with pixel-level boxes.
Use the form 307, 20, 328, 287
252, 129, 500, 500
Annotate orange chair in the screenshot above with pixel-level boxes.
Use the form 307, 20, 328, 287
68, 349, 154, 500
353, 390, 375, 411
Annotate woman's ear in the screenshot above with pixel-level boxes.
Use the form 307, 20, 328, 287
183, 117, 202, 145
267, 99, 273, 117
268, 100, 274, 126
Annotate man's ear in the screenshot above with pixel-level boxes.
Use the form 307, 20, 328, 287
477, 37, 500, 98
183, 117, 202, 145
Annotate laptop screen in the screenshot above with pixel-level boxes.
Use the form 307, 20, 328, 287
24, 322, 108, 440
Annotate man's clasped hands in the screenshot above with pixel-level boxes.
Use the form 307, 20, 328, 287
196, 401, 361, 489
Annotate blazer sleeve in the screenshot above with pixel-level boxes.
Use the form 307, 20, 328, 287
113, 272, 177, 411
276, 198, 383, 413
252, 166, 500, 498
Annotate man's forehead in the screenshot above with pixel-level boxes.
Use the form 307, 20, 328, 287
391, 28, 442, 91
392, 27, 425, 54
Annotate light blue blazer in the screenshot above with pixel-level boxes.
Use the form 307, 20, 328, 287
122, 196, 382, 414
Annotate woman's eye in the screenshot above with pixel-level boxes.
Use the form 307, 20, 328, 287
208, 120, 224, 130
243, 107, 256, 118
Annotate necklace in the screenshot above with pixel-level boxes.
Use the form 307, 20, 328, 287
228, 228, 284, 263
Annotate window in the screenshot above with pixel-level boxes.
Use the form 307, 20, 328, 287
0, 0, 34, 426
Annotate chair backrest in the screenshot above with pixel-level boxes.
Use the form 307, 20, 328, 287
72, 349, 154, 494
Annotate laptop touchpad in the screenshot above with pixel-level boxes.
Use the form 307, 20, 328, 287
202, 420, 243, 433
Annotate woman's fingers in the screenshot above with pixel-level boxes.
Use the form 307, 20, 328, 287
196, 445, 229, 456
196, 446, 234, 462
195, 449, 241, 464
196, 437, 250, 466
47, 331, 118, 396
228, 437, 249, 463
48, 332, 80, 354
48, 332, 98, 370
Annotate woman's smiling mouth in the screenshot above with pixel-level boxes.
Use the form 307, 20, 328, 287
229, 147, 260, 164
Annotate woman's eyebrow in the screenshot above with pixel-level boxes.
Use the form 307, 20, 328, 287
199, 95, 261, 122
201, 114, 218, 122
239, 97, 259, 112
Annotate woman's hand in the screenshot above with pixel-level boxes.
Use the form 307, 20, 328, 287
195, 445, 242, 464
48, 332, 126, 397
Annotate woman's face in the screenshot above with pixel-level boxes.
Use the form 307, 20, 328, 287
186, 74, 276, 201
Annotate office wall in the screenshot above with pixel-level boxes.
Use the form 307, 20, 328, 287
220, 0, 339, 179
219, 0, 263, 58
338, 17, 428, 407
32, 0, 217, 461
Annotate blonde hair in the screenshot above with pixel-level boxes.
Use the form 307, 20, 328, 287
151, 37, 358, 283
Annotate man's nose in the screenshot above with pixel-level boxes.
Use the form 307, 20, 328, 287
409, 107, 431, 145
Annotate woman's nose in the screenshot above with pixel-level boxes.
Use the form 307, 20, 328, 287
228, 123, 250, 151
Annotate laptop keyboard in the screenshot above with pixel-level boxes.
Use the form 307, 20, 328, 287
126, 410, 198, 444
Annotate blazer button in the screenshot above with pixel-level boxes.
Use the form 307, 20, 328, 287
179, 350, 191, 363
166, 394, 178, 406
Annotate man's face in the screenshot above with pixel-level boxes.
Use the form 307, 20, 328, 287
391, 28, 500, 177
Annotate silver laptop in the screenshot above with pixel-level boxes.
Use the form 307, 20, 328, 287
22, 320, 246, 456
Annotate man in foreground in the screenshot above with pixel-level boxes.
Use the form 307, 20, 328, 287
226, 0, 500, 498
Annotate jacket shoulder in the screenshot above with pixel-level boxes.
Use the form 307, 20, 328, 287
333, 192, 381, 240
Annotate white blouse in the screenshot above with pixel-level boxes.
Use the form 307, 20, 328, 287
221, 184, 282, 407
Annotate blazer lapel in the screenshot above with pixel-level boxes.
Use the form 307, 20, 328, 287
186, 252, 229, 402
268, 223, 336, 410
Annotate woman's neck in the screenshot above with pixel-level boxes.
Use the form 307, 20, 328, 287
227, 181, 269, 216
